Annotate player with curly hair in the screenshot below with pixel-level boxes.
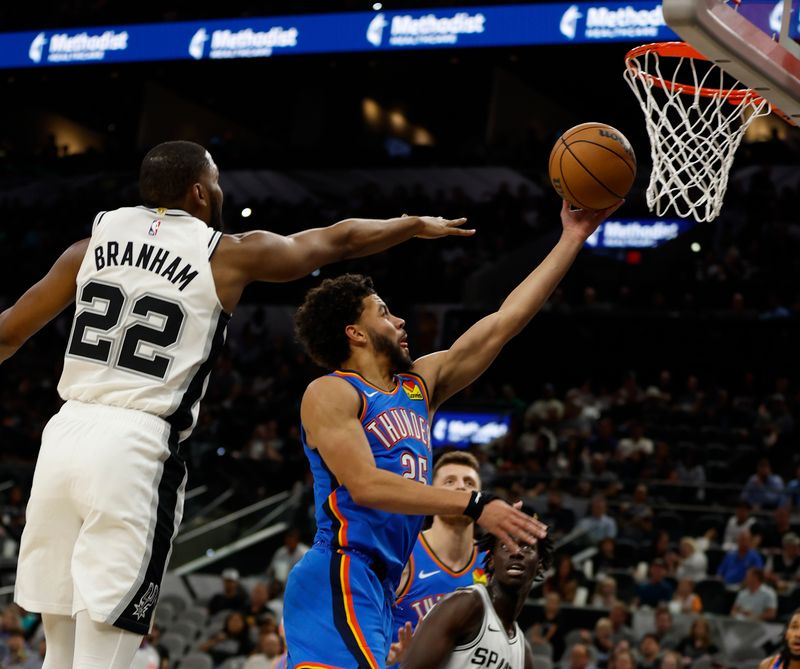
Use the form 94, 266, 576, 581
760, 610, 800, 669
284, 200, 620, 669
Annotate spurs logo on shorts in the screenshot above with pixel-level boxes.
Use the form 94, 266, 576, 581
133, 583, 159, 621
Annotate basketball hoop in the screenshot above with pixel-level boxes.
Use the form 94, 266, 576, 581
624, 41, 771, 223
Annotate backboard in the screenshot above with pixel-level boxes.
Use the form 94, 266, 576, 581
663, 0, 800, 123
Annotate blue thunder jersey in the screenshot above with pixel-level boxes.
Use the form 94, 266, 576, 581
393, 532, 487, 631
302, 370, 433, 588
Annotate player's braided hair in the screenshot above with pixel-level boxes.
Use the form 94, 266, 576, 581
778, 609, 800, 667
139, 140, 211, 207
476, 513, 553, 582
295, 274, 376, 370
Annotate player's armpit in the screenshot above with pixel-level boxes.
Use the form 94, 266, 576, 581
400, 589, 484, 669
0, 238, 88, 364
301, 376, 380, 493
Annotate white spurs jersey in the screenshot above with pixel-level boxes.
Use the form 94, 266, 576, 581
443, 585, 525, 669
58, 206, 229, 443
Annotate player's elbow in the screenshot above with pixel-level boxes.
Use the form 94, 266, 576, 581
347, 481, 374, 507
345, 471, 381, 507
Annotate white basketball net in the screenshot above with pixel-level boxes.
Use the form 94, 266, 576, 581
624, 45, 771, 223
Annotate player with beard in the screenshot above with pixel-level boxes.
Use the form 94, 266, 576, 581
398, 517, 552, 669
1, 140, 473, 669
389, 451, 487, 668
761, 610, 800, 669
286, 199, 620, 669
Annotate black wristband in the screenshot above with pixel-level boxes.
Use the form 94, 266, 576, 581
463, 490, 498, 521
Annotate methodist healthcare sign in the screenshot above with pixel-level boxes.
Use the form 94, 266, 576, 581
0, 1, 780, 68
0, 2, 670, 68
585, 218, 695, 249
432, 411, 511, 448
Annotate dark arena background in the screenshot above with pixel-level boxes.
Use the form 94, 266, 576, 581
0, 1, 799, 667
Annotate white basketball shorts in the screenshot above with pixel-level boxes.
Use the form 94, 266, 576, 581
15, 400, 187, 634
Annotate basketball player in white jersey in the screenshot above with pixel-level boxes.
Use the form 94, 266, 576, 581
0, 140, 473, 669
399, 527, 552, 669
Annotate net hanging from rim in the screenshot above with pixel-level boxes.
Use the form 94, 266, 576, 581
624, 42, 771, 223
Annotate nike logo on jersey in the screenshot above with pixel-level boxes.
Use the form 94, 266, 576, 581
418, 570, 440, 579
488, 624, 502, 632
364, 390, 379, 398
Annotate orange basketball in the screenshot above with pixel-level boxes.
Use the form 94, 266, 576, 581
548, 122, 637, 210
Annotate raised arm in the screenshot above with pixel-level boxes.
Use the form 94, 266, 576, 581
0, 239, 88, 364
400, 589, 484, 669
413, 201, 621, 411
302, 376, 545, 549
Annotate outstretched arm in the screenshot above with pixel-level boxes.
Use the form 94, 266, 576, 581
0, 239, 88, 364
413, 201, 622, 411
218, 215, 473, 283
302, 376, 545, 550
400, 589, 484, 669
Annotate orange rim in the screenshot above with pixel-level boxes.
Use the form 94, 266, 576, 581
625, 41, 766, 105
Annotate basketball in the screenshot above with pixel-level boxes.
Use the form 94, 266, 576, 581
548, 122, 637, 211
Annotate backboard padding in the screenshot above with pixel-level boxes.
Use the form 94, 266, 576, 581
664, 0, 800, 123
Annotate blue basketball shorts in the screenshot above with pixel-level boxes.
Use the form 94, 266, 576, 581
284, 545, 394, 669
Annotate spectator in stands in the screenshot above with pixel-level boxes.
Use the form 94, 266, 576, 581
731, 567, 777, 621
637, 633, 662, 669
244, 582, 278, 630
266, 529, 309, 585
723, 501, 757, 550
545, 554, 581, 604
766, 532, 800, 593
529, 592, 566, 660
609, 602, 636, 645
784, 464, 800, 509
675, 450, 706, 502
636, 559, 675, 608
199, 611, 254, 666
576, 495, 618, 545
242, 631, 283, 669
609, 649, 635, 669
677, 616, 717, 663
588, 417, 618, 458
717, 530, 764, 585
568, 643, 598, 669
0, 628, 40, 669
675, 537, 708, 581
541, 489, 576, 539
591, 576, 618, 609
131, 633, 161, 669
208, 568, 250, 615
592, 538, 625, 576
759, 506, 796, 549
592, 617, 614, 669
618, 485, 654, 543
642, 531, 672, 568
584, 456, 622, 498
616, 423, 654, 462
742, 459, 785, 510
658, 651, 681, 669
653, 606, 681, 650
668, 578, 702, 615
